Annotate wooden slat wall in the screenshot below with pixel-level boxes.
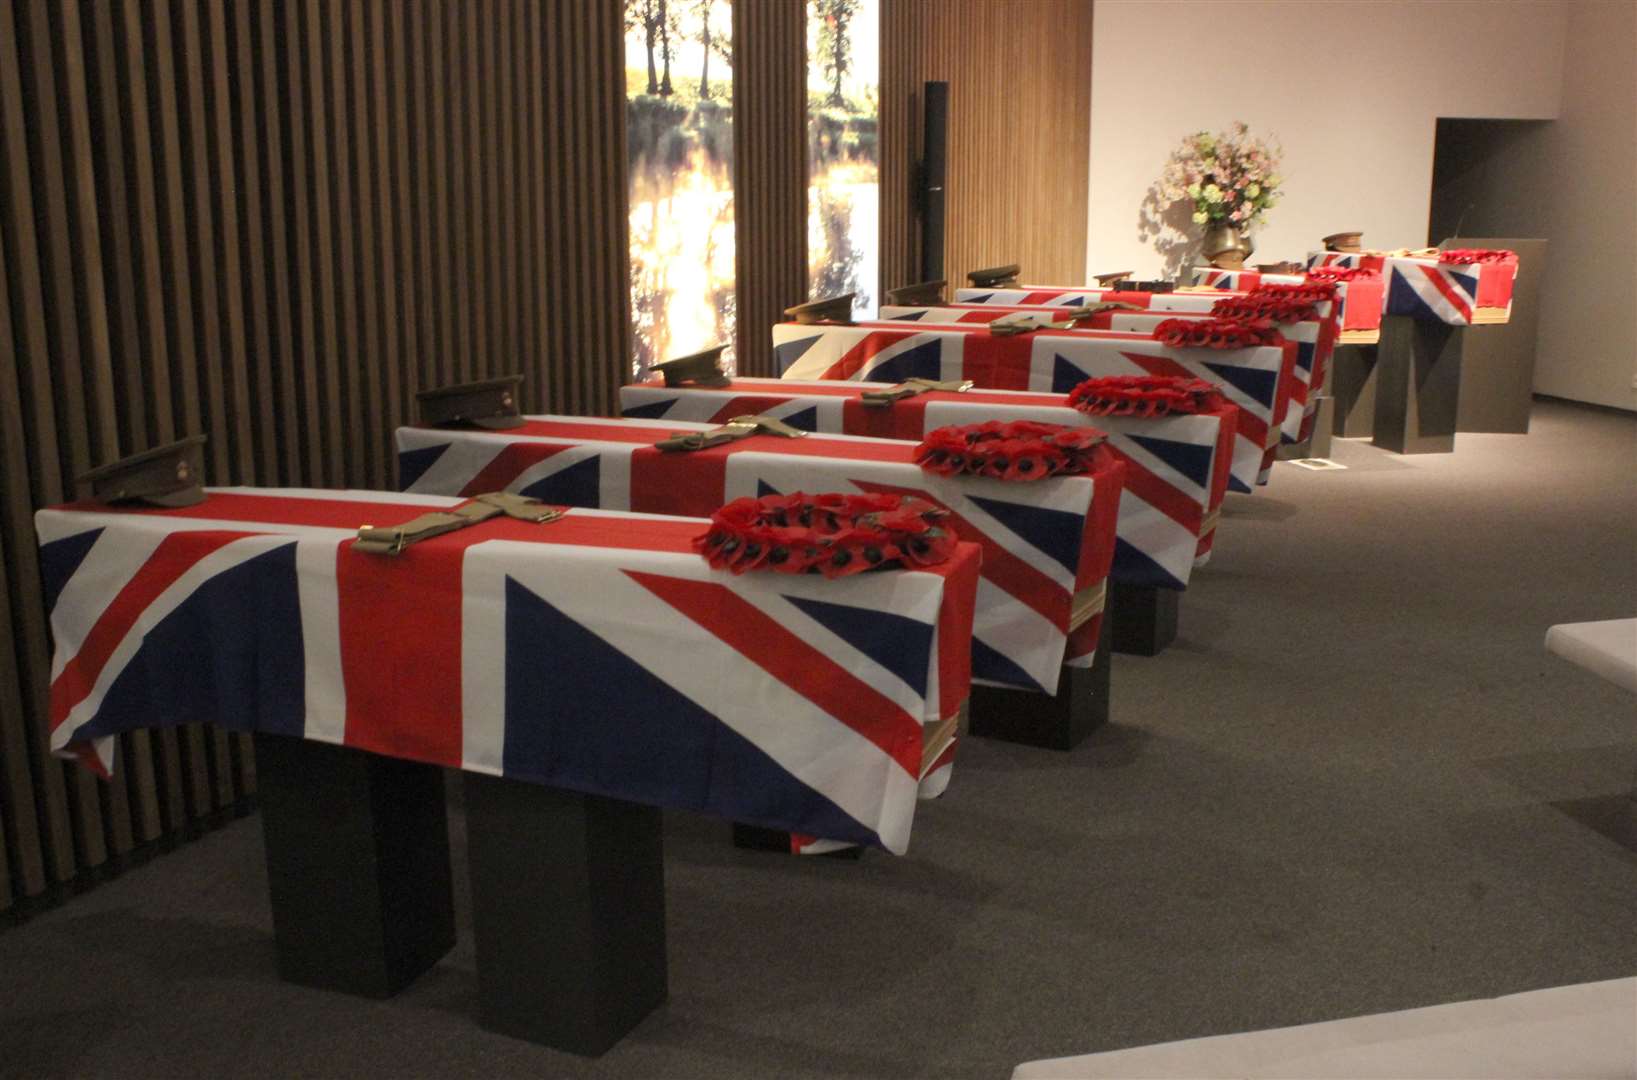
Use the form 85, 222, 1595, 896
880, 0, 1093, 294
731, 1, 808, 377
0, 0, 630, 914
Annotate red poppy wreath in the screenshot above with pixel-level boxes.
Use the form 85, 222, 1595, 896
1067, 374, 1221, 417
695, 491, 956, 577
1152, 317, 1281, 349
914, 420, 1107, 481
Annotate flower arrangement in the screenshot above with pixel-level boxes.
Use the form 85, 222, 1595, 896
1151, 317, 1280, 350
915, 421, 1108, 482
1158, 122, 1284, 231
1067, 375, 1223, 418
695, 492, 955, 577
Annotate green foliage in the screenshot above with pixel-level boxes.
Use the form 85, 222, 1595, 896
812, 0, 861, 107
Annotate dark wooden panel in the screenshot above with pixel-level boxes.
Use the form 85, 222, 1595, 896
880, 0, 1092, 294
0, 0, 631, 910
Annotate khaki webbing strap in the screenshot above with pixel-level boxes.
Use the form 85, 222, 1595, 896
919, 699, 969, 779
353, 492, 562, 555
989, 312, 1058, 336
1062, 301, 1145, 319
654, 413, 810, 452
859, 377, 975, 407
1068, 580, 1107, 631
1198, 508, 1220, 538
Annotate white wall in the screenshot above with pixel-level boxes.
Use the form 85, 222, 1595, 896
1451, 0, 1636, 410
1086, 1, 1568, 278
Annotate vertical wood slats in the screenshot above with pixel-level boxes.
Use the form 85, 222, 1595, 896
880, 0, 1093, 294
731, 1, 807, 377
0, 0, 630, 914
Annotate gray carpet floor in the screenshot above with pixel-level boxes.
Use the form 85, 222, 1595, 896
2, 399, 1633, 1080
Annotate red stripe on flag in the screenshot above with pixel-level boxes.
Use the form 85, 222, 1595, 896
818, 329, 924, 381
851, 480, 1074, 630
705, 396, 811, 424
334, 536, 471, 766
49, 530, 256, 733
1117, 456, 1201, 533
1207, 405, 1237, 513
624, 571, 925, 777
1418, 264, 1473, 323
81, 492, 710, 555
1120, 351, 1270, 450
956, 333, 1033, 390
628, 445, 729, 516
507, 417, 681, 442
458, 442, 576, 496
840, 397, 930, 440
932, 544, 980, 720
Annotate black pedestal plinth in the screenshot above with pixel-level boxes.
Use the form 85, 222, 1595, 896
254, 733, 456, 998
968, 614, 1112, 751
1109, 583, 1178, 657
464, 774, 667, 1057
1331, 344, 1379, 438
730, 823, 865, 859
1374, 315, 1463, 454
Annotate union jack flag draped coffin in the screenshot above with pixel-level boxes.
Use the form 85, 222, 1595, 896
1307, 251, 1386, 273
774, 316, 1288, 492
942, 286, 1336, 449
396, 416, 1122, 696
37, 489, 981, 854
879, 303, 1317, 449
618, 375, 1233, 583
1305, 252, 1515, 325
1190, 267, 1384, 338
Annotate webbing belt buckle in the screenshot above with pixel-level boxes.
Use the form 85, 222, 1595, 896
859, 378, 974, 407
354, 492, 561, 556
989, 313, 1052, 336
356, 524, 409, 556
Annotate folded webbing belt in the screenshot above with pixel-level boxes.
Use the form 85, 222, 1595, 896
988, 302, 1143, 337
859, 377, 975, 407
1068, 580, 1107, 631
654, 414, 809, 452
353, 491, 562, 555
1198, 508, 1220, 538
1062, 301, 1144, 318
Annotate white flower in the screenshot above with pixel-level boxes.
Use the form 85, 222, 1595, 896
1192, 210, 1208, 224
1244, 183, 1260, 198
1186, 182, 1201, 198
1267, 174, 1282, 188
1203, 184, 1223, 204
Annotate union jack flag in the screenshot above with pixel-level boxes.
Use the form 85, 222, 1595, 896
397, 416, 1121, 697
1189, 268, 1384, 340
619, 376, 1233, 582
1383, 256, 1515, 325
1190, 269, 1306, 290
776, 319, 1286, 493
1306, 251, 1387, 273
37, 489, 981, 854
946, 286, 1339, 447
881, 303, 1318, 450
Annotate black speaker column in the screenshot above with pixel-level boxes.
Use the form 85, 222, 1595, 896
919, 81, 949, 283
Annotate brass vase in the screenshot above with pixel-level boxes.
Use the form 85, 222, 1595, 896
1202, 222, 1248, 269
